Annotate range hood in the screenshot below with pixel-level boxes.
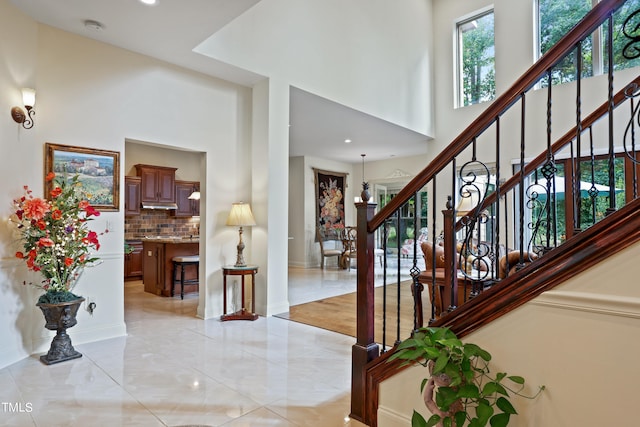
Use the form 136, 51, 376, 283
141, 202, 178, 210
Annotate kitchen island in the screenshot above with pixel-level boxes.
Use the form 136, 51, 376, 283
141, 237, 199, 297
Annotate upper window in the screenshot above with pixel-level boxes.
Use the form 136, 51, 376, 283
456, 9, 496, 107
537, 0, 640, 85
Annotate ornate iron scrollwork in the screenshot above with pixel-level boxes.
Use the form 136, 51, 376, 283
623, 81, 640, 165
622, 9, 640, 60
526, 160, 557, 256
457, 161, 493, 281
525, 179, 549, 257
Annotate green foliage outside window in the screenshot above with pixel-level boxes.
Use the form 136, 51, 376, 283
459, 11, 495, 107
527, 156, 626, 247
538, 0, 640, 86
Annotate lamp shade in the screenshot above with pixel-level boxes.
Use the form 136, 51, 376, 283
456, 191, 480, 217
188, 191, 200, 200
226, 202, 256, 226
22, 88, 36, 107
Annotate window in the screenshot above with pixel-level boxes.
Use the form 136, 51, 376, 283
605, 0, 640, 71
376, 188, 428, 250
537, 0, 640, 85
456, 9, 495, 107
522, 152, 636, 250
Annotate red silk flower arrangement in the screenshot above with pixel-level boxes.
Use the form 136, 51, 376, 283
11, 172, 104, 303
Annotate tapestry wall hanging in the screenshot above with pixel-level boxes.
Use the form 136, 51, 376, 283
314, 168, 347, 237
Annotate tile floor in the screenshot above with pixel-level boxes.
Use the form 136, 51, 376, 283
0, 269, 372, 427
0, 260, 421, 427
288, 258, 419, 306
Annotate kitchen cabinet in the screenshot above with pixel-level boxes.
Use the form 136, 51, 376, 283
124, 240, 143, 280
142, 241, 164, 295
172, 180, 200, 217
142, 239, 199, 296
135, 164, 177, 205
124, 176, 141, 216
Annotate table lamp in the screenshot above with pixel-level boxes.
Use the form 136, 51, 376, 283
226, 202, 256, 267
456, 190, 479, 218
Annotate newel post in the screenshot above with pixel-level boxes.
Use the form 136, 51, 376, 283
350, 191, 380, 423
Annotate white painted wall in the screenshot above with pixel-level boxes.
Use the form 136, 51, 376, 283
0, 0, 42, 367
251, 78, 290, 317
288, 156, 306, 267
0, 2, 254, 368
195, 0, 435, 137
378, 240, 640, 427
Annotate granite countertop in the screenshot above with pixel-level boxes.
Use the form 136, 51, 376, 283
140, 236, 200, 244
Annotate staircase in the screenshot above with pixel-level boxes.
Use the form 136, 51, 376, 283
349, 0, 640, 425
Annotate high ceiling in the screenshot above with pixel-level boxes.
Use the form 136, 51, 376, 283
10, 0, 430, 164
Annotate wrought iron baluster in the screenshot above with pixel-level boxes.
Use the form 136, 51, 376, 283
381, 219, 388, 352
494, 116, 501, 283
574, 41, 583, 235
519, 93, 526, 256
429, 177, 437, 325
607, 13, 617, 214
586, 127, 598, 226
449, 158, 457, 312
409, 192, 423, 331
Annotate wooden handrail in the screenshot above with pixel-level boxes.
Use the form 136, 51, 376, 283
369, 0, 627, 232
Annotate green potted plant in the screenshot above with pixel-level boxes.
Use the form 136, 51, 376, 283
388, 327, 544, 427
10, 172, 105, 364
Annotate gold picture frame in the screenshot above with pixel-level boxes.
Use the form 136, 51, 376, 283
45, 142, 120, 212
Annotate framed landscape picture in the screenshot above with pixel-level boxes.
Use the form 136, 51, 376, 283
45, 143, 120, 211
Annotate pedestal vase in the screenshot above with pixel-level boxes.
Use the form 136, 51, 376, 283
36, 298, 85, 365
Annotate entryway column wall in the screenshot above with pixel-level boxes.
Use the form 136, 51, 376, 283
251, 77, 290, 316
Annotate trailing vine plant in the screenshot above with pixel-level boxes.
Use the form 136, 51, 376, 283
388, 327, 545, 427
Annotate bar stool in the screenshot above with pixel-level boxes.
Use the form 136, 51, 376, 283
171, 255, 199, 299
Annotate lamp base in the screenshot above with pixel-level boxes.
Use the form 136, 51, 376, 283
235, 227, 246, 267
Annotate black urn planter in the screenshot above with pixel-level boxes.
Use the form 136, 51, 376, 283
36, 297, 85, 365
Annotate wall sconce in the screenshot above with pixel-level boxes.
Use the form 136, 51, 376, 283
11, 88, 36, 129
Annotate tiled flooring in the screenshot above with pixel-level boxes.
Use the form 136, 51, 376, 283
0, 270, 371, 427
0, 261, 420, 426
288, 258, 418, 306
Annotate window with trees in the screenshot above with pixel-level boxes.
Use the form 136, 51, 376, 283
456, 8, 495, 107
522, 152, 638, 249
377, 189, 428, 251
537, 0, 640, 85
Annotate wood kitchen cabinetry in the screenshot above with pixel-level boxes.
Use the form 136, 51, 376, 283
124, 240, 143, 280
172, 180, 200, 217
124, 176, 141, 216
143, 242, 164, 294
142, 239, 199, 296
135, 164, 177, 205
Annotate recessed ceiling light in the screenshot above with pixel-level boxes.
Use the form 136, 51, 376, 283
344, 139, 352, 143
84, 20, 104, 31
139, 0, 158, 5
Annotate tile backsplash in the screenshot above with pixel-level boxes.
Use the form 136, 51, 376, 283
125, 210, 200, 241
